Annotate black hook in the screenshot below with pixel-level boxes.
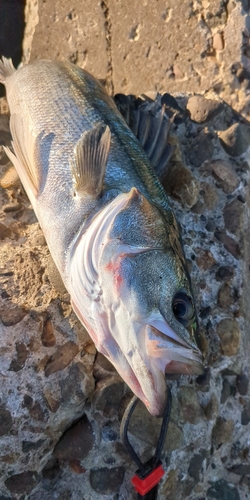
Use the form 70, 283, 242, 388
120, 387, 172, 499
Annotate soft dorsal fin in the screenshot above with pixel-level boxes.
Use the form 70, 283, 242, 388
71, 123, 111, 198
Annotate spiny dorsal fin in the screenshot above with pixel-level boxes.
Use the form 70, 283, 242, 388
71, 123, 111, 198
114, 94, 174, 180
0, 57, 16, 83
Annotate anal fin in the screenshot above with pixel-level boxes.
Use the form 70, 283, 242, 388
71, 123, 111, 198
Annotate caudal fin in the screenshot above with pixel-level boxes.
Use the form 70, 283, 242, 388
0, 57, 16, 84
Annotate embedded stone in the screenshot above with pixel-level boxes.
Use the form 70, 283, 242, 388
44, 341, 79, 376
0, 125, 11, 146
41, 318, 56, 347
5, 471, 39, 495
212, 417, 234, 446
207, 479, 240, 500
60, 362, 95, 405
23, 394, 33, 408
161, 469, 178, 498
237, 194, 245, 203
241, 402, 250, 425
204, 394, 219, 420
216, 318, 240, 356
241, 476, 250, 492
69, 459, 86, 474
53, 415, 94, 461
236, 373, 249, 396
217, 283, 233, 309
205, 218, 216, 232
177, 387, 203, 424
211, 160, 239, 193
0, 145, 9, 165
0, 223, 12, 239
82, 340, 96, 355
163, 163, 200, 208
218, 123, 250, 157
186, 95, 223, 123
187, 130, 214, 167
3, 202, 22, 212
9, 342, 28, 372
23, 395, 45, 421
221, 360, 242, 376
173, 63, 184, 79
30, 401, 45, 422
29, 230, 47, 247
92, 375, 124, 417
213, 32, 224, 50
0, 165, 20, 189
220, 378, 231, 404
165, 422, 184, 452
230, 440, 241, 460
201, 182, 219, 210
214, 231, 241, 259
89, 466, 125, 494
216, 266, 235, 281
0, 305, 27, 326
22, 439, 45, 452
195, 249, 216, 270
43, 390, 60, 413
227, 464, 250, 475
223, 199, 243, 237
0, 453, 19, 465
0, 406, 13, 436
191, 200, 205, 214
188, 450, 208, 481
196, 367, 211, 392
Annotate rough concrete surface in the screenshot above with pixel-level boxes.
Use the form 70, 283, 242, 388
0, 1, 250, 499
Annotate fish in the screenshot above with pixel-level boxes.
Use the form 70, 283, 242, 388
0, 58, 203, 417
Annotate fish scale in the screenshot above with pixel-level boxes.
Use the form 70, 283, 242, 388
0, 57, 203, 416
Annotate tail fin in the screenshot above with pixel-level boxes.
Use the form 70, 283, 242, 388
0, 57, 16, 83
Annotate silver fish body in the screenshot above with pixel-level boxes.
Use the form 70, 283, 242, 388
0, 58, 203, 416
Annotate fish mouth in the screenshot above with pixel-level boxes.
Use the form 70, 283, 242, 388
127, 322, 204, 417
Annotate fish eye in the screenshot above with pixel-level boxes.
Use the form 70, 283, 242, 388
172, 291, 194, 326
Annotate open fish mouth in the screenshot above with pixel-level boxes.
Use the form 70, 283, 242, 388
145, 321, 203, 372
126, 322, 204, 417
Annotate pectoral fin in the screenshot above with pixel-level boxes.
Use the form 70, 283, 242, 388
71, 123, 111, 198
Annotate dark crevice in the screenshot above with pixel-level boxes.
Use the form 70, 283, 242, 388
101, 0, 114, 96
0, 0, 26, 96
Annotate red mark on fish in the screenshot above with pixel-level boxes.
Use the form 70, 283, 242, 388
105, 255, 124, 290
